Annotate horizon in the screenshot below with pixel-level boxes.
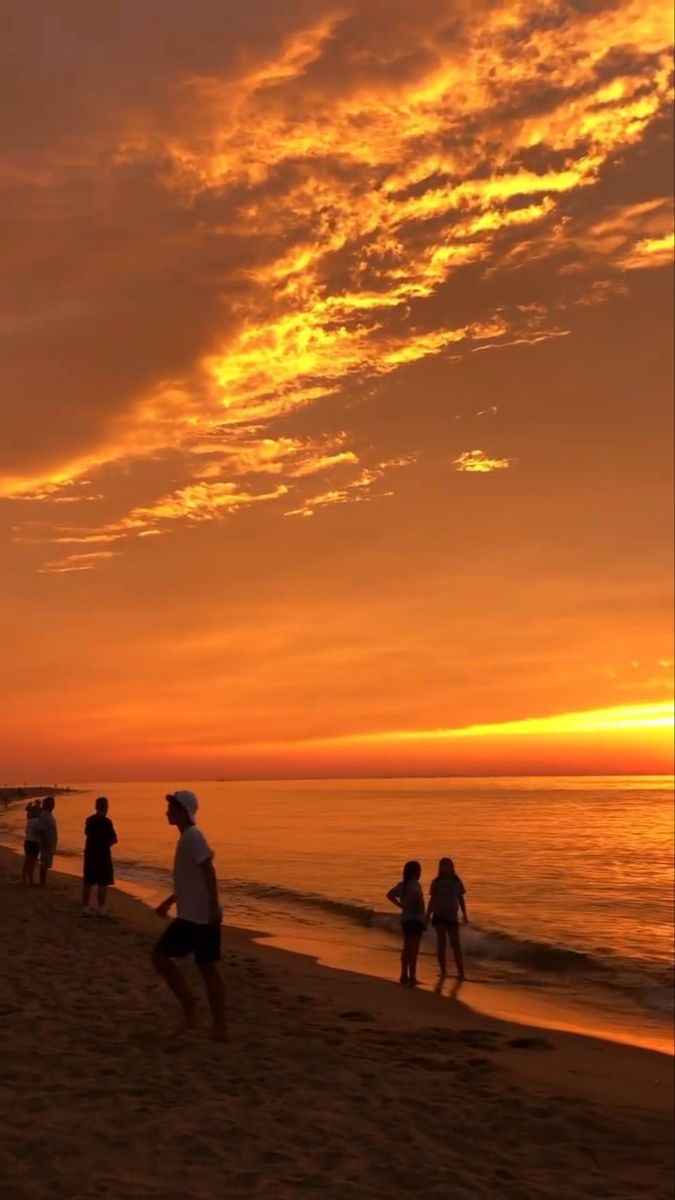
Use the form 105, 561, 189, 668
1, 1, 673, 778
5, 771, 675, 785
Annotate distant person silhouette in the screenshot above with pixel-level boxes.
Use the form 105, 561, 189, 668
387, 860, 425, 986
152, 791, 226, 1042
82, 796, 118, 918
426, 857, 468, 979
38, 796, 58, 887
22, 803, 41, 885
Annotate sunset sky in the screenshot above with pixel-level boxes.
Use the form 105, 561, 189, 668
1, 0, 673, 780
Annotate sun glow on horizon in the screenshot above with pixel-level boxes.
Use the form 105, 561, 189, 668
344, 701, 675, 745
235, 701, 675, 752
203, 701, 674, 780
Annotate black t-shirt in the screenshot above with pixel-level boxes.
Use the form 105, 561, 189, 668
84, 814, 117, 852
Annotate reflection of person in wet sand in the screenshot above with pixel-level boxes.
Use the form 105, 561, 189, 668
387, 860, 426, 987
152, 791, 227, 1042
426, 857, 468, 979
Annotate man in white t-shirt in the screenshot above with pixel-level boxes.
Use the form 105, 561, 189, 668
152, 790, 226, 1041
38, 796, 58, 887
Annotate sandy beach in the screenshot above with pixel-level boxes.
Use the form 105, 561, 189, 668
0, 846, 672, 1200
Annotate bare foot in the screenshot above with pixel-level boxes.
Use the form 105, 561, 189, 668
170, 1004, 198, 1038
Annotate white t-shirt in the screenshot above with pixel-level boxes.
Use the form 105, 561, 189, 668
173, 825, 215, 925
25, 815, 41, 842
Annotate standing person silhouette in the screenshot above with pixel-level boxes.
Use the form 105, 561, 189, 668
387, 860, 425, 986
426, 857, 468, 979
38, 796, 58, 888
152, 791, 226, 1042
22, 803, 41, 885
82, 796, 118, 918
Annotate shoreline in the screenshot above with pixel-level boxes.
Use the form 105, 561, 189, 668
1, 845, 672, 1090
1, 845, 672, 1197
1, 785, 75, 806
2, 833, 672, 1057
2, 830, 672, 1057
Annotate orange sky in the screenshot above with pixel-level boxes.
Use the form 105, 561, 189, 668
1, 0, 673, 780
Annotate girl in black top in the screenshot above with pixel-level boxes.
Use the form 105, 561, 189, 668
82, 796, 118, 918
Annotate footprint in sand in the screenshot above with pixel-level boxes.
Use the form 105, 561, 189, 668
507, 1036, 553, 1051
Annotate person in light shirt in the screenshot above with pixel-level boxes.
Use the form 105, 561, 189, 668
22, 802, 42, 885
386, 860, 426, 986
38, 796, 58, 888
152, 790, 226, 1042
425, 857, 468, 979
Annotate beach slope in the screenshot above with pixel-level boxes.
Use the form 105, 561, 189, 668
0, 848, 671, 1199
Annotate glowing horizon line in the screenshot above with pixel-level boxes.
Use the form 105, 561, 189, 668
251, 701, 675, 752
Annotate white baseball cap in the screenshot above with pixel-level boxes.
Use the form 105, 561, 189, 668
166, 789, 199, 820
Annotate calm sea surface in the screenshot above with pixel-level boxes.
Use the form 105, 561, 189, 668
2, 776, 673, 1051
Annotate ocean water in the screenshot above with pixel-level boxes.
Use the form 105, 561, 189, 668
2, 776, 673, 1052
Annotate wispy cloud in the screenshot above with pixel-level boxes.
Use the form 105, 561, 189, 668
454, 450, 514, 474
30, 481, 291, 550
189, 433, 358, 481
38, 550, 121, 575
620, 231, 674, 271
12, 431, 420, 560
285, 457, 414, 517
6, 478, 103, 503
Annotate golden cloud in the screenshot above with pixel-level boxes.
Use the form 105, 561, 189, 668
620, 231, 675, 271
188, 433, 358, 480
285, 457, 414, 517
38, 550, 121, 575
3, 0, 672, 564
18, 479, 292, 553
454, 450, 514, 474
12, 434, 416, 554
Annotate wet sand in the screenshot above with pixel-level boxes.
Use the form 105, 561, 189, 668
0, 846, 672, 1199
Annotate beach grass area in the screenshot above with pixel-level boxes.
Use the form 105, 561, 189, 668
0, 845, 672, 1199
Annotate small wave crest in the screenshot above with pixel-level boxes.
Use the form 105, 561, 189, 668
2, 834, 671, 1018
221, 877, 674, 1014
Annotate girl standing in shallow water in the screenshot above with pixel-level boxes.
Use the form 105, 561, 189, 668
387, 860, 425, 986
426, 857, 468, 979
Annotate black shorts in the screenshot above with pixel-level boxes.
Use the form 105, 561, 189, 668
24, 840, 40, 859
154, 918, 221, 967
83, 851, 114, 887
401, 918, 425, 936
432, 916, 459, 929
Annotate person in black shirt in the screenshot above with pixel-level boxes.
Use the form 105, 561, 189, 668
82, 796, 118, 919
